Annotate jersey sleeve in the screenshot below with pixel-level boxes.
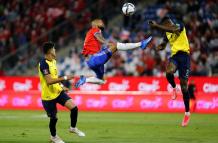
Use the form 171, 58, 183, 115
39, 60, 50, 75
176, 23, 184, 32
163, 35, 169, 43
93, 28, 101, 36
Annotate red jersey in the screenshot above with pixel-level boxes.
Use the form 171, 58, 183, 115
82, 27, 102, 56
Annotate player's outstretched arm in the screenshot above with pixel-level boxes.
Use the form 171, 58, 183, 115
149, 20, 180, 33
94, 33, 108, 45
157, 36, 168, 51
60, 83, 70, 92
44, 74, 74, 85
157, 43, 167, 51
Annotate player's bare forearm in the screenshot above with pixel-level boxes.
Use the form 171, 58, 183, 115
157, 42, 167, 51
95, 33, 108, 44
61, 85, 70, 92
149, 20, 179, 33
45, 75, 74, 85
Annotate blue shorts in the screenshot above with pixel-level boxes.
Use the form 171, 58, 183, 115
169, 51, 190, 80
42, 91, 71, 118
86, 48, 112, 79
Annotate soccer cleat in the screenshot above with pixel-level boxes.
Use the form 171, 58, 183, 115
172, 87, 179, 100
69, 127, 85, 137
140, 36, 152, 50
181, 114, 190, 127
50, 135, 65, 143
75, 75, 86, 88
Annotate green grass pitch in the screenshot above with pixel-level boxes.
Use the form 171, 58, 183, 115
0, 110, 218, 143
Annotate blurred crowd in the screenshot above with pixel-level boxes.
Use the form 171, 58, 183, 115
124, 0, 218, 76
0, 0, 122, 75
0, 0, 86, 74
0, 0, 78, 57
58, 0, 218, 77
1, 0, 217, 76
117, 0, 218, 77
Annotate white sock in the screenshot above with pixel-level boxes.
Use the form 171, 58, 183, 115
70, 127, 76, 130
86, 77, 105, 84
185, 112, 190, 116
117, 42, 141, 51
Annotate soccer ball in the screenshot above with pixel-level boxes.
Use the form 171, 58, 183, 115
122, 3, 135, 16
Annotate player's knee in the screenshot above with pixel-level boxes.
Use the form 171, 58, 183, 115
166, 72, 173, 78
180, 83, 188, 93
180, 79, 187, 87
166, 67, 174, 74
166, 62, 176, 74
71, 106, 78, 112
109, 43, 117, 53
65, 99, 77, 110
49, 114, 58, 120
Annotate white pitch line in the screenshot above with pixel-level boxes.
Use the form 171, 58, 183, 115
0, 114, 47, 119
68, 91, 172, 95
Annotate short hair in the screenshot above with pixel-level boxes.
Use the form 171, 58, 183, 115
91, 19, 104, 27
42, 41, 55, 54
161, 16, 171, 23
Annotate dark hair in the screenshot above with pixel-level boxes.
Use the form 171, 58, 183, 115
42, 41, 55, 54
161, 16, 171, 23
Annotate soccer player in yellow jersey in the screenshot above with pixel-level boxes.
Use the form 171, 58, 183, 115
38, 42, 85, 143
149, 17, 191, 127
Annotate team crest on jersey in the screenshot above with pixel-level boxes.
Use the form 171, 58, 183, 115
43, 69, 49, 74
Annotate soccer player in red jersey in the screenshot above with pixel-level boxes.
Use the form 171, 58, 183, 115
75, 19, 152, 87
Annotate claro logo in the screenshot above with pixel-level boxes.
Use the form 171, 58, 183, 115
13, 80, 32, 91
138, 80, 160, 92
79, 83, 101, 91
203, 83, 218, 93
108, 80, 129, 91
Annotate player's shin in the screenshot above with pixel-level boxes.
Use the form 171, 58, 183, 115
70, 106, 78, 128
49, 117, 58, 137
86, 76, 105, 84
69, 106, 85, 137
181, 89, 191, 127
116, 42, 141, 51
166, 73, 176, 88
182, 90, 190, 113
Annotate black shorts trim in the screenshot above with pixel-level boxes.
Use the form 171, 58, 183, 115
169, 51, 190, 80
42, 91, 71, 117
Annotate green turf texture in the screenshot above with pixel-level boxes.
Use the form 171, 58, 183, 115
0, 110, 217, 143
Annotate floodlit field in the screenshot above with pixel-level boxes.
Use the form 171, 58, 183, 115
0, 110, 217, 143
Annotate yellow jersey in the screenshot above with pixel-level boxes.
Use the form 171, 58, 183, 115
166, 24, 190, 57
38, 58, 63, 100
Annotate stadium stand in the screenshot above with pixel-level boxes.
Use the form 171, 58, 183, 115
0, 0, 123, 75
0, 0, 217, 76
57, 0, 218, 77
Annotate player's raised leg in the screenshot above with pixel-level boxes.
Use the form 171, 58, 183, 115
75, 36, 152, 88
75, 18, 152, 88
116, 36, 152, 51
166, 61, 178, 100
75, 48, 112, 87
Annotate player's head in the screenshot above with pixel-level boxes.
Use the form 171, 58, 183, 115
161, 16, 174, 26
91, 19, 105, 31
42, 41, 56, 60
